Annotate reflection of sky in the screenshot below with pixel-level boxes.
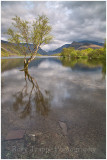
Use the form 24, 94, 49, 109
1, 59, 105, 109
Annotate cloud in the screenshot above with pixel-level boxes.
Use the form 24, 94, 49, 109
1, 1, 106, 51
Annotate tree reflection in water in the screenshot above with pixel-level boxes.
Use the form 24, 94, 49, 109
13, 69, 50, 118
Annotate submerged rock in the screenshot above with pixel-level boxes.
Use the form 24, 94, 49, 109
5, 130, 25, 141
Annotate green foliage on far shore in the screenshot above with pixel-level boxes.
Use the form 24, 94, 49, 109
60, 42, 106, 75
61, 46, 106, 60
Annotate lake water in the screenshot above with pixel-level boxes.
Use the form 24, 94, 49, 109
1, 57, 106, 159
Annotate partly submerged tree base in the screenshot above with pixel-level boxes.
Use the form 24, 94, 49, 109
20, 56, 35, 71
20, 63, 28, 71
20, 62, 28, 71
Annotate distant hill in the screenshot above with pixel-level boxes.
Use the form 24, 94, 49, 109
48, 40, 104, 54
1, 40, 104, 57
47, 44, 70, 55
78, 40, 104, 46
1, 40, 48, 56
70, 41, 104, 50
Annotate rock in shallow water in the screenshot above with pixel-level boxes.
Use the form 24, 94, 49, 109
5, 130, 25, 140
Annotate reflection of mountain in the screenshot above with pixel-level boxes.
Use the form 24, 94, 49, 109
2, 56, 105, 77
1, 58, 24, 72
61, 58, 105, 74
72, 64, 102, 72
28, 57, 62, 68
13, 69, 50, 118
1, 57, 61, 72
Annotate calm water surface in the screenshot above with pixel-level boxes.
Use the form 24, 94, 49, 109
1, 57, 106, 159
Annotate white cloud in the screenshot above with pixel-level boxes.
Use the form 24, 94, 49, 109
1, 1, 106, 51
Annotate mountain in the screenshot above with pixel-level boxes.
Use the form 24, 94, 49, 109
47, 44, 70, 55
19, 42, 47, 55
69, 41, 103, 50
78, 40, 104, 46
47, 40, 104, 54
1, 40, 104, 57
1, 40, 48, 56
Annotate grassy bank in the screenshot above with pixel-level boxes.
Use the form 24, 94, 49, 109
1, 47, 41, 57
1, 42, 42, 57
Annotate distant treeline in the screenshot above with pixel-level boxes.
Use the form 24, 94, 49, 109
61, 42, 106, 60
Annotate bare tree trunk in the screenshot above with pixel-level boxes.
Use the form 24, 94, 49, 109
24, 56, 35, 70
24, 45, 39, 70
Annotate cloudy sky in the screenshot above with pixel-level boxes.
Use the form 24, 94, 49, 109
1, 1, 106, 51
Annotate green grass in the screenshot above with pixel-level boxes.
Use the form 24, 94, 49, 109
1, 43, 21, 57
1, 42, 43, 57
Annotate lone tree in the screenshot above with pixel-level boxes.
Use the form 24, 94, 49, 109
7, 15, 53, 69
